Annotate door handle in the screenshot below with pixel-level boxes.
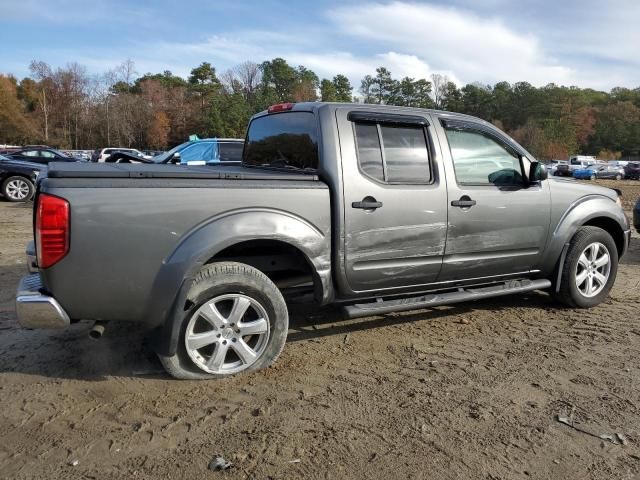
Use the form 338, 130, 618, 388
451, 196, 476, 208
352, 197, 383, 210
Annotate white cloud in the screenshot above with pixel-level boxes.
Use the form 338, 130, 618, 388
132, 35, 445, 90
286, 51, 450, 85
328, 2, 576, 87
8, 0, 640, 91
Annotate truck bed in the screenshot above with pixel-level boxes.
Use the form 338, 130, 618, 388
47, 162, 320, 181
38, 162, 331, 324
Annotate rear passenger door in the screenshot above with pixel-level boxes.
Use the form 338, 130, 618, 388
337, 109, 448, 293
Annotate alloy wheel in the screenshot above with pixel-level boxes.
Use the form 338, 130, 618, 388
575, 242, 611, 298
6, 179, 30, 201
185, 293, 270, 374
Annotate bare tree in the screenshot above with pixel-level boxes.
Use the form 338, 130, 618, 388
220, 69, 240, 95
29, 60, 53, 141
60, 63, 89, 148
430, 73, 450, 110
102, 60, 139, 146
234, 61, 261, 100
116, 58, 137, 87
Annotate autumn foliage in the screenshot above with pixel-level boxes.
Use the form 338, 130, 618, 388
1, 59, 640, 161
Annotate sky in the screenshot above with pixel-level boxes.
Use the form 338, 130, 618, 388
1, 0, 639, 91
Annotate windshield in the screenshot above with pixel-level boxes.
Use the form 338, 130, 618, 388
50, 149, 70, 158
0, 154, 9, 161
152, 141, 192, 163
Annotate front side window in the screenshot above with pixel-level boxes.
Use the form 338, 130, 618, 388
353, 121, 431, 184
180, 142, 214, 162
40, 150, 56, 158
445, 128, 523, 186
243, 112, 318, 171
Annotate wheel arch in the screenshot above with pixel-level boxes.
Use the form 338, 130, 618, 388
147, 208, 332, 356
581, 216, 626, 258
542, 195, 629, 277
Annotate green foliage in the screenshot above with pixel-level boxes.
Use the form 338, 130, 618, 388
320, 79, 337, 102
133, 71, 187, 91
333, 74, 353, 102
320, 75, 353, 102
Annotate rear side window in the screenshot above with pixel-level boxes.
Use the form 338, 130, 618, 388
380, 125, 431, 183
354, 123, 384, 181
353, 122, 431, 184
218, 142, 244, 162
243, 112, 318, 171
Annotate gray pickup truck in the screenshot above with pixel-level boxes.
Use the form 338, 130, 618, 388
16, 102, 631, 379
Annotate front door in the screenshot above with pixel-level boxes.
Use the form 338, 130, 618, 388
435, 118, 551, 282
337, 108, 448, 294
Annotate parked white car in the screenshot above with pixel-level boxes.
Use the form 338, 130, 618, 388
608, 160, 629, 168
547, 159, 568, 176
91, 148, 151, 163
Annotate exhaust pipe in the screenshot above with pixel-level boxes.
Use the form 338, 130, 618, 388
89, 321, 107, 340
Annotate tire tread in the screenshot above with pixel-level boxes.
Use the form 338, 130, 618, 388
159, 261, 288, 380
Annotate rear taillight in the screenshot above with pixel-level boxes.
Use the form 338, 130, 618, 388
36, 193, 69, 268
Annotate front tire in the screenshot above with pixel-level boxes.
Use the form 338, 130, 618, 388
2, 176, 34, 202
590, 174, 596, 181
556, 226, 618, 308
158, 262, 289, 379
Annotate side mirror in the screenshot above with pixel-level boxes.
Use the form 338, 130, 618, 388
171, 152, 182, 164
529, 161, 547, 182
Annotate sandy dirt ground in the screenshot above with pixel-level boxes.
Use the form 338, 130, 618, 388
0, 180, 639, 479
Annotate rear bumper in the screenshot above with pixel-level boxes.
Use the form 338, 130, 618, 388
15, 273, 70, 329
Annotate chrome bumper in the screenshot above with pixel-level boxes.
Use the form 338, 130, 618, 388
15, 273, 70, 329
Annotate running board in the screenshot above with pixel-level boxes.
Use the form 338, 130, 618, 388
343, 279, 551, 319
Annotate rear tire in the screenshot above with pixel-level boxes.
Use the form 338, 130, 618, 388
555, 226, 618, 308
158, 262, 289, 380
615, 174, 622, 180
590, 174, 596, 181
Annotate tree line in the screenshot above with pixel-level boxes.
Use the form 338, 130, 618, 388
1, 57, 640, 160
